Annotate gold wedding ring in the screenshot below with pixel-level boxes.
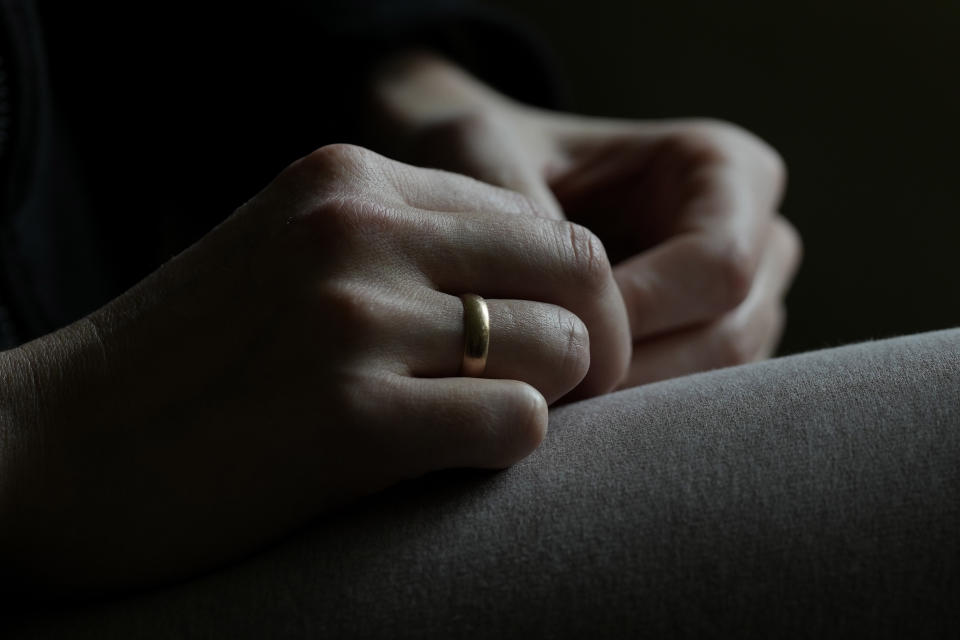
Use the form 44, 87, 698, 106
460, 293, 489, 377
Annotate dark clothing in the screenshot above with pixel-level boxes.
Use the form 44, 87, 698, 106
0, 0, 560, 347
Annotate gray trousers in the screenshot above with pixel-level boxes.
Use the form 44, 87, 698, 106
9, 329, 960, 638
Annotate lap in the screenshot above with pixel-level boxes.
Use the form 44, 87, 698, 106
9, 329, 960, 638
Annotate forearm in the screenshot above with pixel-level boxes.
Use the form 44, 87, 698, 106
0, 213, 276, 595
0, 320, 110, 594
0, 319, 105, 514
365, 51, 515, 137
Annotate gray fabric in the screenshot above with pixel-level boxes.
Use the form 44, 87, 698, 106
7, 329, 960, 638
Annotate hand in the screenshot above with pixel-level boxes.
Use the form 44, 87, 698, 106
0, 144, 630, 593
368, 53, 802, 386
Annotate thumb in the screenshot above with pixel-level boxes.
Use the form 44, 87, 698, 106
416, 112, 566, 220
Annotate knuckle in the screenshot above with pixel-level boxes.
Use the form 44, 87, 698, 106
755, 139, 788, 192
278, 144, 384, 226
301, 143, 376, 176
678, 119, 788, 191
289, 143, 380, 194
262, 145, 384, 233
774, 216, 804, 273
562, 222, 613, 293
670, 119, 740, 162
556, 308, 591, 387
302, 192, 408, 251
683, 118, 752, 150
702, 238, 754, 311
736, 129, 788, 197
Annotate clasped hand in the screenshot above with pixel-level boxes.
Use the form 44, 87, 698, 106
370, 52, 802, 386
1, 53, 800, 593
3, 141, 629, 591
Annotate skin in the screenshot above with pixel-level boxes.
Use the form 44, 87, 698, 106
0, 144, 629, 596
367, 52, 802, 385
0, 53, 800, 598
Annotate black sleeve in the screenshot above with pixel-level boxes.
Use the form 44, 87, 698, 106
0, 1, 563, 345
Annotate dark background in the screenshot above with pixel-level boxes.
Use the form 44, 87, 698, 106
487, 0, 959, 354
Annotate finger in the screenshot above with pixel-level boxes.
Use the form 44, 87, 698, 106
614, 213, 798, 339
396, 209, 630, 398
410, 113, 566, 219
398, 293, 590, 404
620, 216, 801, 387
613, 232, 756, 339
553, 119, 787, 237
654, 125, 786, 300
384, 374, 548, 471
298, 148, 630, 398
547, 135, 661, 208
620, 300, 783, 387
673, 137, 784, 247
553, 122, 786, 319
763, 216, 803, 299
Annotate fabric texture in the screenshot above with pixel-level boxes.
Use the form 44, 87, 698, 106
7, 328, 959, 638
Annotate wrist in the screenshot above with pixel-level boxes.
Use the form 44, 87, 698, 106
0, 210, 270, 485
0, 213, 278, 592
0, 319, 114, 577
364, 50, 517, 156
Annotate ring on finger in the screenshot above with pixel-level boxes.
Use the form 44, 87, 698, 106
460, 293, 489, 377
